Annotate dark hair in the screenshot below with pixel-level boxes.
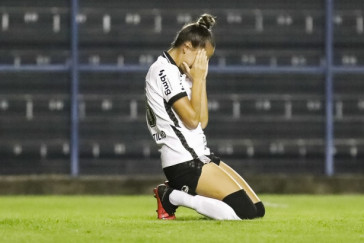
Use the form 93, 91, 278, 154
171, 14, 216, 48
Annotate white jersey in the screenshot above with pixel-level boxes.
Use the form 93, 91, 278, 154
145, 51, 211, 168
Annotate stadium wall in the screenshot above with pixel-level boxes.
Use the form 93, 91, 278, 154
0, 175, 363, 195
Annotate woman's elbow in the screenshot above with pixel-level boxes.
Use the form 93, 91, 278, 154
201, 120, 208, 129
183, 118, 200, 130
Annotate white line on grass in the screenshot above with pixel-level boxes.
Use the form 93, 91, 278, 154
264, 202, 288, 208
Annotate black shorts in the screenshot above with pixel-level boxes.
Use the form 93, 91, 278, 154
163, 153, 221, 195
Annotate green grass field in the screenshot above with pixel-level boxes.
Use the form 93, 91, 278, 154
0, 195, 363, 242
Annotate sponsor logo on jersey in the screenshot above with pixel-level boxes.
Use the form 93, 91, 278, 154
159, 69, 172, 95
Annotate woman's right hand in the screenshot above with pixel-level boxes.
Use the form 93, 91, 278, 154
182, 49, 208, 82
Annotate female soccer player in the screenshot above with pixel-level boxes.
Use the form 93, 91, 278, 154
145, 14, 265, 220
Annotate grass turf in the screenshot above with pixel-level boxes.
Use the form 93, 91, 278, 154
0, 195, 363, 242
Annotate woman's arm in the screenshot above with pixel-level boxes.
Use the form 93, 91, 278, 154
199, 78, 208, 129
173, 95, 201, 130
173, 78, 208, 130
173, 49, 208, 130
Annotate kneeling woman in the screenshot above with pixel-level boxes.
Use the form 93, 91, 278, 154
145, 14, 265, 220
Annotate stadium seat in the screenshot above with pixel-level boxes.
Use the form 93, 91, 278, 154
0, 97, 26, 119
33, 96, 70, 119
0, 8, 68, 44
0, 72, 70, 94
0, 119, 69, 140
290, 98, 324, 118
240, 98, 286, 118
204, 119, 324, 140
206, 73, 324, 96
79, 119, 149, 141
79, 72, 145, 95
337, 98, 364, 118
334, 10, 364, 44
335, 121, 364, 140
79, 95, 145, 120
212, 48, 322, 66
207, 96, 234, 118
207, 138, 325, 159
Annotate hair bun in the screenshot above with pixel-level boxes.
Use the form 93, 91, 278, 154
197, 14, 216, 30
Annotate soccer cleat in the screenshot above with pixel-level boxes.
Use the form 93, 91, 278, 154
153, 184, 177, 220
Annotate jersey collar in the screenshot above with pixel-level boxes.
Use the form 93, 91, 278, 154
163, 51, 185, 75
163, 51, 178, 67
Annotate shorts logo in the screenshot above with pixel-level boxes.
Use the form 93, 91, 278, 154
181, 185, 189, 193
159, 69, 172, 95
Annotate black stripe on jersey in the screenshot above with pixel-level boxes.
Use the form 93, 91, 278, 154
164, 99, 180, 128
164, 99, 198, 159
163, 51, 185, 74
163, 51, 177, 66
168, 92, 187, 106
171, 125, 199, 160
162, 52, 198, 160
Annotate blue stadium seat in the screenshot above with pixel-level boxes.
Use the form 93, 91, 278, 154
78, 140, 159, 160
207, 138, 325, 159
79, 119, 149, 141
205, 119, 324, 140
206, 73, 324, 96
0, 119, 69, 140
0, 9, 68, 44
0, 140, 70, 174
290, 98, 324, 118
0, 97, 26, 119
0, 72, 70, 95
79, 72, 145, 95
207, 96, 234, 118
80, 95, 144, 119
334, 10, 364, 44
335, 74, 364, 96
240, 98, 286, 118
33, 96, 70, 119
337, 98, 364, 118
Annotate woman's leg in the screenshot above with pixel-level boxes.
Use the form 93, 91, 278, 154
154, 183, 241, 220
195, 162, 241, 200
218, 161, 265, 217
195, 162, 257, 219
218, 161, 260, 203
165, 161, 244, 220
168, 190, 241, 220
159, 160, 262, 219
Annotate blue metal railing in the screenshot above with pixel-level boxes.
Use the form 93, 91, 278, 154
325, 0, 334, 176
0, 65, 70, 72
1, 0, 364, 176
70, 0, 80, 177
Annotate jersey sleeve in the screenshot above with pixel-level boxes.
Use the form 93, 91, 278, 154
158, 67, 187, 106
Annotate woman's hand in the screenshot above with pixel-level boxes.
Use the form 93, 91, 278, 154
182, 49, 208, 82
173, 49, 209, 130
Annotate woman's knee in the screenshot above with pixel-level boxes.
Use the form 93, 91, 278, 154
223, 190, 261, 219
254, 201, 265, 218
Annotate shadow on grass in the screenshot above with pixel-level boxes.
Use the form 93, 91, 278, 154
172, 216, 212, 221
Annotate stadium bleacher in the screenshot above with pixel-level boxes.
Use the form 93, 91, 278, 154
0, 0, 363, 175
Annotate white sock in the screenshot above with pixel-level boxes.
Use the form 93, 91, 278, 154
169, 190, 241, 220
